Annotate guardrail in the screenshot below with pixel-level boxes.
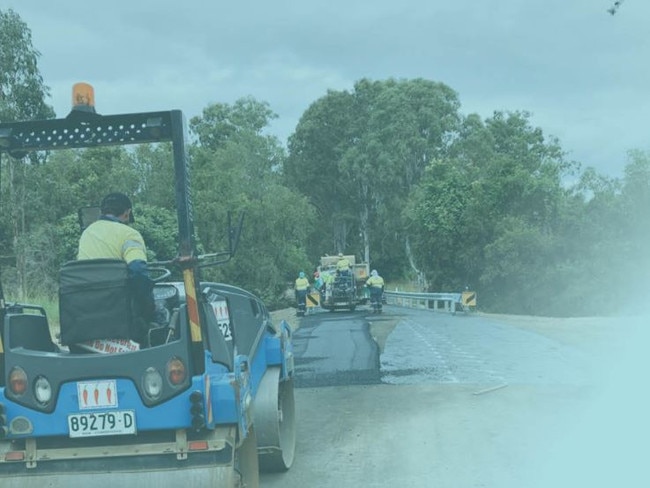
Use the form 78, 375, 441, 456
383, 290, 464, 314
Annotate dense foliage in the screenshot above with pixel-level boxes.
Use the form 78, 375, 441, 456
1, 8, 648, 316
287, 80, 649, 316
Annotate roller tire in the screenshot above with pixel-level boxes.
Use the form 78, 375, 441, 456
255, 367, 296, 472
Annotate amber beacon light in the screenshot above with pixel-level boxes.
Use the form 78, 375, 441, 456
71, 82, 96, 113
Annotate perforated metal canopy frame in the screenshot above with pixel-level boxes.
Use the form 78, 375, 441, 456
0, 109, 206, 372
0, 110, 194, 258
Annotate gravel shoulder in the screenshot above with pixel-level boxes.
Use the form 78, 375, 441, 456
477, 311, 646, 356
269, 308, 300, 332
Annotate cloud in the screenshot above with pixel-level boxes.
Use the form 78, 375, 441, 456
5, 0, 650, 176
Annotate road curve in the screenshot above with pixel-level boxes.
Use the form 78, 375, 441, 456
262, 306, 649, 488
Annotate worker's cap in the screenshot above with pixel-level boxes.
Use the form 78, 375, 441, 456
101, 192, 135, 223
338, 252, 343, 257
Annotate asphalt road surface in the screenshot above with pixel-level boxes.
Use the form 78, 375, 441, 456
262, 305, 649, 488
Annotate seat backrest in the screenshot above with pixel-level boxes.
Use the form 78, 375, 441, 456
5, 313, 57, 352
59, 259, 133, 345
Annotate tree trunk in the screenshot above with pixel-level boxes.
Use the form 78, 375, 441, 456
8, 157, 26, 300
404, 236, 428, 291
359, 180, 370, 264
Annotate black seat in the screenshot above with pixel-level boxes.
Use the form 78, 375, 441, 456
58, 259, 135, 346
5, 313, 58, 352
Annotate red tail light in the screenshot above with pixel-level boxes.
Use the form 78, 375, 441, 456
167, 357, 186, 386
9, 367, 27, 396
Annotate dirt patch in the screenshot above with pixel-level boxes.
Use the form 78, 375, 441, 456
270, 308, 300, 332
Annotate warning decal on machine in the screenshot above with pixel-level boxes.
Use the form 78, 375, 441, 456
211, 300, 233, 341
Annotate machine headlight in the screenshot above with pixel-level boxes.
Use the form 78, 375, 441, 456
34, 376, 53, 406
142, 367, 163, 400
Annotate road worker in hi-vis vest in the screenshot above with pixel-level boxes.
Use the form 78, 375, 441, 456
294, 271, 310, 316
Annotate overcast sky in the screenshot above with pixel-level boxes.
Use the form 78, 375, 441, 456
4, 0, 649, 177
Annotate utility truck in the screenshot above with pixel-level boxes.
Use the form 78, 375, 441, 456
0, 84, 295, 487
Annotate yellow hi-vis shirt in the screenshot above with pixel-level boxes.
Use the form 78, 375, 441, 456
78, 219, 147, 264
294, 277, 310, 291
336, 258, 350, 271
366, 276, 385, 288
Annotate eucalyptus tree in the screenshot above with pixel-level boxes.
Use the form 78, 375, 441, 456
0, 8, 55, 298
286, 78, 461, 278
133, 143, 177, 211
406, 111, 573, 313
348, 78, 461, 278
0, 9, 53, 123
285, 89, 358, 258
617, 150, 650, 301
190, 98, 314, 306
18, 145, 167, 296
550, 167, 624, 315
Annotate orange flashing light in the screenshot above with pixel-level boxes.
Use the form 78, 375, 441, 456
71, 82, 96, 112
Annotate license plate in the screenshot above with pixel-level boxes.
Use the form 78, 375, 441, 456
68, 410, 136, 438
